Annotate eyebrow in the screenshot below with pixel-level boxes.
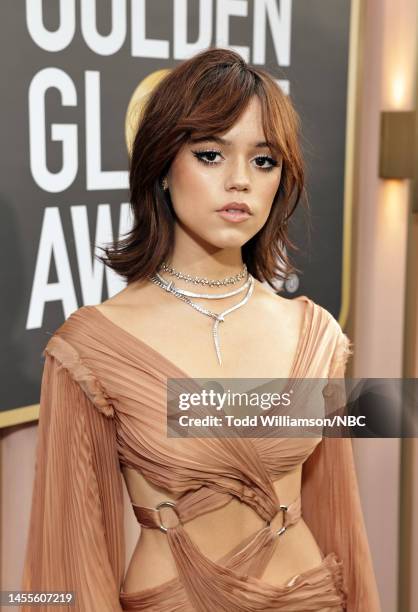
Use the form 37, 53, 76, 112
189, 135, 273, 149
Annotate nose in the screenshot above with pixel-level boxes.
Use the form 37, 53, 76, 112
224, 157, 251, 192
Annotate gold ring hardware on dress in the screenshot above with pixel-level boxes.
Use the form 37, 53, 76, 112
267, 504, 288, 536
156, 500, 181, 533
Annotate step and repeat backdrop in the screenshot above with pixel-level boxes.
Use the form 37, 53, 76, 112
1, 0, 355, 425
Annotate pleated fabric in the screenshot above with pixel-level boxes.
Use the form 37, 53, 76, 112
21, 296, 381, 611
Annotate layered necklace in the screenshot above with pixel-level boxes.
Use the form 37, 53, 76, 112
149, 262, 254, 365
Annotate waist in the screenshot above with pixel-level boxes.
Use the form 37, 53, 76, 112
124, 495, 324, 594
143, 493, 297, 546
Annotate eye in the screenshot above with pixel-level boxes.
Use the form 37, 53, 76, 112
192, 149, 222, 165
254, 155, 279, 171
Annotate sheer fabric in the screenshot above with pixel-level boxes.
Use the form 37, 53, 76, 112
22, 296, 381, 611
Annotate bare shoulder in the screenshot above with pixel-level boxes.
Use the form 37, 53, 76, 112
95, 279, 164, 313
252, 280, 307, 331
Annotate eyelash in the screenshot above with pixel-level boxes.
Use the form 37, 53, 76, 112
191, 149, 279, 172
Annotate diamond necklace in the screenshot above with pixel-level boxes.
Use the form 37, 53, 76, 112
159, 261, 247, 286
149, 273, 255, 365
154, 271, 251, 299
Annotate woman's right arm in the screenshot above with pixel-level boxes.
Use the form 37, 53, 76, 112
22, 337, 125, 612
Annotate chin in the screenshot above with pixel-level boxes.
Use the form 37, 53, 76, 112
204, 233, 252, 249
177, 217, 257, 249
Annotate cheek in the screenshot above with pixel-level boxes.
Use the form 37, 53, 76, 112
257, 174, 280, 211
170, 162, 216, 218
172, 159, 212, 197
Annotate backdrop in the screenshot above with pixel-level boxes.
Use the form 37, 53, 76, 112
0, 0, 353, 424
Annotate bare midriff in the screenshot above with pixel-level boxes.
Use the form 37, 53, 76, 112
121, 465, 323, 594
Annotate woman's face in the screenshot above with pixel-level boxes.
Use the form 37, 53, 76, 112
166, 95, 283, 250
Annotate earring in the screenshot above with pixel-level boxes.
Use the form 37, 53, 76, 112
162, 177, 169, 191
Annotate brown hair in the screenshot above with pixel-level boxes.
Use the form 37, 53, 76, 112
98, 47, 307, 290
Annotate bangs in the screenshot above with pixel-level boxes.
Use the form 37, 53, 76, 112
177, 63, 257, 138
177, 67, 290, 161
256, 80, 297, 162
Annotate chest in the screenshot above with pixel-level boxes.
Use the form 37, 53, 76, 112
115, 306, 304, 380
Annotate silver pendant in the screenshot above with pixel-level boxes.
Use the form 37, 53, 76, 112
212, 316, 224, 365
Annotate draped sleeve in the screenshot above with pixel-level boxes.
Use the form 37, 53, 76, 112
301, 320, 381, 611
21, 335, 125, 611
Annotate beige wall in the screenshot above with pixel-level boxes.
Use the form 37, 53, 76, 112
351, 1, 417, 611
1, 1, 417, 610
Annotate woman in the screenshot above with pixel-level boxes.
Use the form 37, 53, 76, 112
22, 48, 380, 611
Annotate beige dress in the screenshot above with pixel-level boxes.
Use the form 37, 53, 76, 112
22, 296, 381, 611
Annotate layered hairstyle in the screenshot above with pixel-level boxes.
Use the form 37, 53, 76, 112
98, 47, 307, 290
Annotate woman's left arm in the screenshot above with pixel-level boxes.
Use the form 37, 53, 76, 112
301, 321, 381, 611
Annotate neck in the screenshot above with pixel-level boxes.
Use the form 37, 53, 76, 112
167, 232, 245, 280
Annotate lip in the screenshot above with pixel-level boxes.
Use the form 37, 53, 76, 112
216, 202, 252, 214
216, 209, 251, 223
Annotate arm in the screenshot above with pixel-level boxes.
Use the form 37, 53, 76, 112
22, 336, 125, 612
301, 323, 381, 611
